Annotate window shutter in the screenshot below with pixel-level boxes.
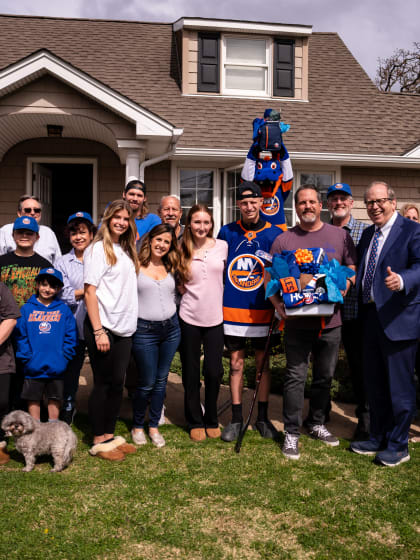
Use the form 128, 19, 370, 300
198, 33, 220, 92
273, 39, 294, 97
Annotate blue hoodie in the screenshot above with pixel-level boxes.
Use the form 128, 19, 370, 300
15, 294, 77, 379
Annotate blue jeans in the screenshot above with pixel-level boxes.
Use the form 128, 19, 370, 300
132, 314, 180, 428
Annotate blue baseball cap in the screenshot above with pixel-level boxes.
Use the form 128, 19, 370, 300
35, 267, 64, 286
13, 216, 39, 233
67, 211, 93, 224
327, 183, 352, 198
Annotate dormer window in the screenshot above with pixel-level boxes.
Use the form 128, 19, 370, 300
198, 33, 294, 98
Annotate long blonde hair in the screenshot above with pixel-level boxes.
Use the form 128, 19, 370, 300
139, 224, 188, 284
180, 204, 214, 281
93, 199, 139, 273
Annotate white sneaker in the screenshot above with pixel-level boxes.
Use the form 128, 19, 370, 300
149, 431, 165, 448
282, 432, 300, 460
131, 428, 147, 446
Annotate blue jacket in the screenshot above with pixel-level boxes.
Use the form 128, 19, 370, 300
15, 295, 77, 379
356, 214, 420, 341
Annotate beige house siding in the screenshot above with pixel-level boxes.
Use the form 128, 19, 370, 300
182, 30, 306, 100
144, 160, 171, 212
0, 138, 124, 226
342, 166, 420, 222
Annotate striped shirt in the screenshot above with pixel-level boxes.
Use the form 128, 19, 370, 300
341, 215, 369, 321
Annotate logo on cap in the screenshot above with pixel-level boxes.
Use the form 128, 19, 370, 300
46, 268, 54, 274
22, 218, 30, 224
76, 212, 84, 217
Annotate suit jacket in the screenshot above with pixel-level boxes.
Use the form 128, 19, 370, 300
356, 213, 420, 341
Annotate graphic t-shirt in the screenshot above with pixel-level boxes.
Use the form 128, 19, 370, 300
0, 252, 52, 308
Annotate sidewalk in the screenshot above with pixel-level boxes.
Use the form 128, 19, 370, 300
77, 362, 420, 441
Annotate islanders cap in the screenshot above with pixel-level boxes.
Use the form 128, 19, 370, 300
35, 267, 64, 286
13, 216, 39, 233
237, 181, 262, 200
327, 183, 352, 198
67, 211, 93, 224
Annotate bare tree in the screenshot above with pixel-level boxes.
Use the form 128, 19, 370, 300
376, 42, 419, 93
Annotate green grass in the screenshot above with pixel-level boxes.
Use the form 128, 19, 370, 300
1, 414, 418, 559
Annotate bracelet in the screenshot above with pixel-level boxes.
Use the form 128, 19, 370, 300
94, 328, 106, 339
93, 326, 104, 333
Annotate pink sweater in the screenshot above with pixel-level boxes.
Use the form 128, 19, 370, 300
179, 238, 228, 327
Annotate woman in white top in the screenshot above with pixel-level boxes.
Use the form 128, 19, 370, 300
179, 204, 228, 442
131, 224, 187, 448
84, 200, 139, 462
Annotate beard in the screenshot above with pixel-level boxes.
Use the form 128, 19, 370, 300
299, 211, 317, 223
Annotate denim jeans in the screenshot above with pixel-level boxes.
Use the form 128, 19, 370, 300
132, 314, 180, 428
283, 326, 341, 435
63, 340, 86, 411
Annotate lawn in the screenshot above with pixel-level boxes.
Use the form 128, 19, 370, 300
0, 413, 418, 560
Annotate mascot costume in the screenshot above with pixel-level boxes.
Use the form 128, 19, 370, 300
241, 108, 293, 230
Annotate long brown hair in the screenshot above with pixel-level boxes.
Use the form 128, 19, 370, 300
93, 199, 139, 273
139, 223, 188, 284
180, 204, 214, 280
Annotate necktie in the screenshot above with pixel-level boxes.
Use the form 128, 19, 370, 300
362, 228, 381, 304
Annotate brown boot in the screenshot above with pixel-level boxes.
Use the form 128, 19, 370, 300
0, 442, 10, 465
190, 428, 206, 442
206, 427, 221, 439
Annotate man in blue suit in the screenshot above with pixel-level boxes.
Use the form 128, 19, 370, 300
350, 181, 420, 466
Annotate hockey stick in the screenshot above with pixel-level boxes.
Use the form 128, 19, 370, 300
234, 313, 277, 454
217, 397, 232, 416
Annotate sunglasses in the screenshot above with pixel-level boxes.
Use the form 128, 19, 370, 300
22, 207, 41, 214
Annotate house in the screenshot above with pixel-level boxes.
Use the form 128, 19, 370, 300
0, 13, 419, 236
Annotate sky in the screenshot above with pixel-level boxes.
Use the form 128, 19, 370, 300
0, 0, 418, 81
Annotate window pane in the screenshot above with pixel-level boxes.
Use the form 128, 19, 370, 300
226, 38, 266, 64
180, 169, 214, 219
225, 66, 266, 91
226, 170, 242, 223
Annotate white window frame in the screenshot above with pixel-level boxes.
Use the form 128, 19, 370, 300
170, 162, 222, 233
285, 168, 340, 227
221, 35, 272, 97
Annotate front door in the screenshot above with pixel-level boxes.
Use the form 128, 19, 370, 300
32, 163, 52, 226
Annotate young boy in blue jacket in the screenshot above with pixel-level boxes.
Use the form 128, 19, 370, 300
15, 268, 77, 422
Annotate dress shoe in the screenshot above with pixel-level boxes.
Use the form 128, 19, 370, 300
255, 420, 279, 440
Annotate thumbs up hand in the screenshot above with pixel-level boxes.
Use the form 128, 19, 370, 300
384, 266, 402, 292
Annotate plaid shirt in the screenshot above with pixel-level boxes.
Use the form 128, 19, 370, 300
341, 215, 369, 321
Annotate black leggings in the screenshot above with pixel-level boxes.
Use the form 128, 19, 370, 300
84, 319, 132, 437
179, 319, 224, 429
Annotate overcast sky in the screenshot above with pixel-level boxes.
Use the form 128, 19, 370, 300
0, 0, 418, 80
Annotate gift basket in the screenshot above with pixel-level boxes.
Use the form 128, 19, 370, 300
261, 248, 355, 317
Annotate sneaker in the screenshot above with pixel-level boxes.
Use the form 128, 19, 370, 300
60, 407, 76, 426
307, 424, 339, 447
131, 428, 147, 446
221, 421, 242, 442
255, 420, 279, 440
375, 449, 410, 467
158, 404, 166, 426
282, 432, 300, 460
350, 440, 382, 456
149, 431, 165, 448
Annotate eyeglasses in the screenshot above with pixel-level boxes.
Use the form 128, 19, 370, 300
22, 207, 41, 214
365, 198, 391, 208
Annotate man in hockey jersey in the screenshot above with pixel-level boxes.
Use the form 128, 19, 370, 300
218, 182, 281, 442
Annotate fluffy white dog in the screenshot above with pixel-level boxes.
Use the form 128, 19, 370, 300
2, 410, 77, 472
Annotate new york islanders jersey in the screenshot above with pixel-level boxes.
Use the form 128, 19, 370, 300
218, 221, 281, 337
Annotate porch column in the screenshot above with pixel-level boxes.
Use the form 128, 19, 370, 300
125, 150, 143, 184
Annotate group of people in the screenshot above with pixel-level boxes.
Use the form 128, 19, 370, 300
0, 177, 418, 468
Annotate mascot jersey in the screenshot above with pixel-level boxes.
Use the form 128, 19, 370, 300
218, 220, 280, 337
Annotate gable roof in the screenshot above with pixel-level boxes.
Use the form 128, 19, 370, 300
0, 13, 419, 158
